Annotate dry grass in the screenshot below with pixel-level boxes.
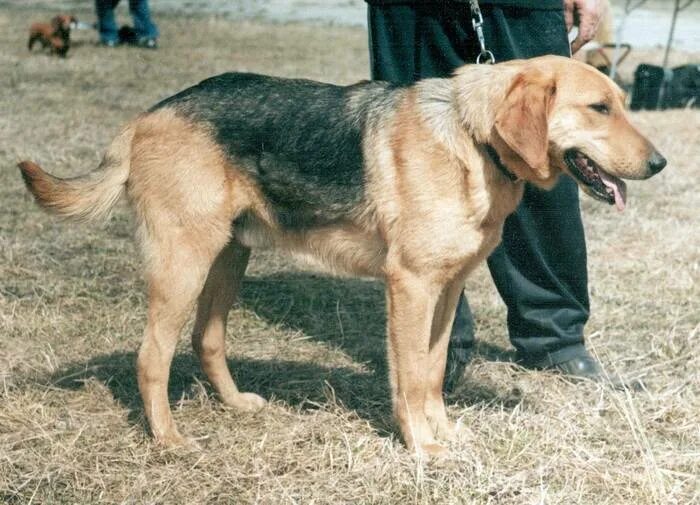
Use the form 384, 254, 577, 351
1, 4, 699, 504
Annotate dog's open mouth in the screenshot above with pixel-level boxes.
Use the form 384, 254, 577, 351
565, 149, 627, 211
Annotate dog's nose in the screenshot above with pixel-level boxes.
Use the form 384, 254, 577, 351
648, 151, 667, 175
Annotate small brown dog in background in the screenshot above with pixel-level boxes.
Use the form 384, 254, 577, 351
28, 14, 77, 57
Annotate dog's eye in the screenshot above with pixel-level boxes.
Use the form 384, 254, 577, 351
589, 103, 610, 115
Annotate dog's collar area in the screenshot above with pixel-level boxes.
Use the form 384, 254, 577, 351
484, 144, 519, 182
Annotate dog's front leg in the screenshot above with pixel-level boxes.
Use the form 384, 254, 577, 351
385, 266, 446, 457
424, 278, 466, 441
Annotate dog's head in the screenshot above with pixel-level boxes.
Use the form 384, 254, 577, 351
51, 14, 78, 34
489, 55, 666, 210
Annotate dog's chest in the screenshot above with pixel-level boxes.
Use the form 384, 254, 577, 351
439, 174, 522, 261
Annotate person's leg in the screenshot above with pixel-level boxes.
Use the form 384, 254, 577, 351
128, 0, 159, 44
370, 4, 606, 384
444, 293, 475, 392
482, 7, 604, 375
368, 5, 417, 84
95, 0, 120, 45
487, 181, 589, 364
369, 4, 483, 81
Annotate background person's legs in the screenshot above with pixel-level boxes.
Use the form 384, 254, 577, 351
95, 0, 121, 45
128, 0, 159, 43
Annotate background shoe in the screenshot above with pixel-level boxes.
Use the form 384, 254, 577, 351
136, 37, 157, 49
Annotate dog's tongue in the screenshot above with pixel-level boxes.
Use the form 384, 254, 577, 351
599, 170, 627, 211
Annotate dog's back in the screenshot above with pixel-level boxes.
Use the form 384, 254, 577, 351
152, 73, 400, 227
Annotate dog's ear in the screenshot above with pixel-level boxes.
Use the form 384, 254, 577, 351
52, 15, 72, 31
493, 70, 556, 180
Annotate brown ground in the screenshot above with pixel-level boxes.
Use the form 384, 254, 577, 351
1, 5, 698, 505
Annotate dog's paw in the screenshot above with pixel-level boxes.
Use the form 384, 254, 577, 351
418, 442, 449, 459
425, 406, 457, 442
224, 392, 267, 412
154, 429, 189, 448
432, 418, 457, 442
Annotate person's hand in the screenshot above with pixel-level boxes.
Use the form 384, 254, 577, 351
564, 0, 605, 54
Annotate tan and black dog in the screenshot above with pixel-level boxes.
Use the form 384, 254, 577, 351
18, 55, 666, 457
28, 14, 77, 57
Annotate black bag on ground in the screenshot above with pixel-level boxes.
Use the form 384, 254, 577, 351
665, 64, 700, 109
630, 64, 664, 110
630, 63, 700, 110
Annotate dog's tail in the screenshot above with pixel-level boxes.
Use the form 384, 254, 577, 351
18, 125, 135, 222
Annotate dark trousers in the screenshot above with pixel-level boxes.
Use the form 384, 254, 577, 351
95, 0, 159, 43
368, 4, 590, 363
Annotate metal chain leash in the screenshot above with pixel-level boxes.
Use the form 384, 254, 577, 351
469, 0, 495, 64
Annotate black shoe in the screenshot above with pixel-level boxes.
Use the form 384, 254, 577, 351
521, 350, 639, 390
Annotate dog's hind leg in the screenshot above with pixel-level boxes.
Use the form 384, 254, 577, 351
136, 226, 228, 447
191, 240, 267, 412
129, 111, 242, 446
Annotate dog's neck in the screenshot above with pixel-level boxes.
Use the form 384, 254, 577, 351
451, 63, 519, 143
413, 67, 521, 183
483, 144, 519, 182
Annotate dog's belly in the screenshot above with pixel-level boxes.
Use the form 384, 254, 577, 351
235, 217, 387, 278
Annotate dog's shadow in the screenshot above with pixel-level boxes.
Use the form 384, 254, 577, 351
47, 272, 515, 437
